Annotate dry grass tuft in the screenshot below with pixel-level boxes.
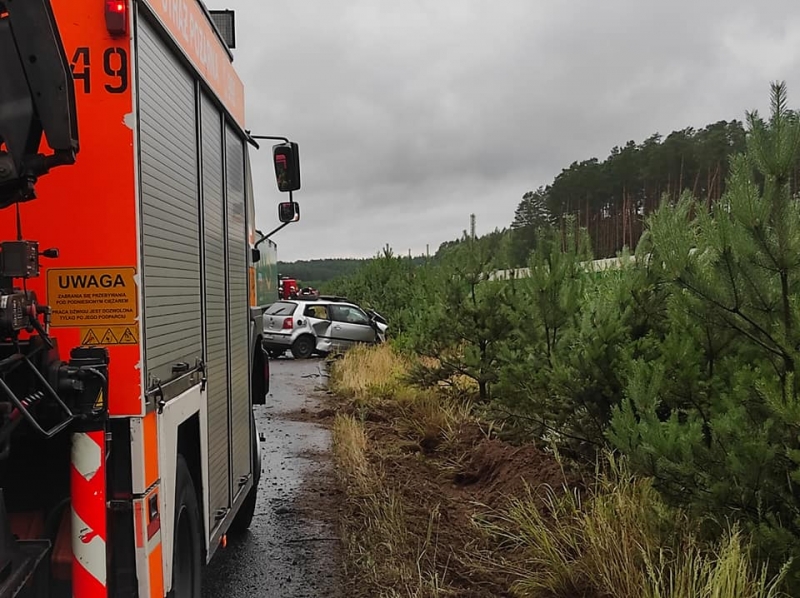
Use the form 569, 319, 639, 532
332, 412, 451, 597
330, 344, 476, 452
329, 343, 411, 401
330, 346, 484, 597
477, 453, 790, 598
332, 413, 371, 492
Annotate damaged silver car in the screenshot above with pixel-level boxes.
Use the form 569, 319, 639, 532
261, 296, 388, 359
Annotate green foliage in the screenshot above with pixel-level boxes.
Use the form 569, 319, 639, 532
510, 186, 554, 266
406, 240, 514, 400
278, 258, 370, 286
493, 227, 667, 455
327, 83, 800, 592
608, 81, 800, 581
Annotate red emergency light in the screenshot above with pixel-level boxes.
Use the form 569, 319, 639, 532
105, 0, 128, 36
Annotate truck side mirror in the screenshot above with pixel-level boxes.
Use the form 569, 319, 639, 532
278, 201, 300, 223
251, 248, 261, 263
272, 142, 300, 192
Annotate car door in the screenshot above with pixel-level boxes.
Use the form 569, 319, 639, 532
302, 303, 333, 344
328, 304, 377, 349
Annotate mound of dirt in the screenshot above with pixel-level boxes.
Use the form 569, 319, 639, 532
453, 437, 578, 509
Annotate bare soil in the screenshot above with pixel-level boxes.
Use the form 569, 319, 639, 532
322, 392, 583, 598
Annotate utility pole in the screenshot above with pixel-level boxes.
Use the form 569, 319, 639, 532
470, 213, 476, 239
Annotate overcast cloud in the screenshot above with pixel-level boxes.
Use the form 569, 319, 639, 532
218, 0, 800, 261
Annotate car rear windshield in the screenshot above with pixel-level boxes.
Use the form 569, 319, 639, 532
265, 301, 296, 316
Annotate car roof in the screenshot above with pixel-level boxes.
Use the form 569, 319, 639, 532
297, 300, 368, 312
297, 299, 358, 307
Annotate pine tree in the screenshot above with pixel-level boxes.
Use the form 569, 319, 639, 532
609, 82, 800, 580
407, 240, 514, 401
509, 187, 554, 266
511, 186, 553, 230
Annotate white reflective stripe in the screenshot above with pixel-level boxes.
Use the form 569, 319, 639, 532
72, 433, 102, 481
147, 528, 162, 554
72, 509, 106, 584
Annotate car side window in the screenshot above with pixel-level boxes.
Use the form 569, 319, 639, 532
330, 305, 370, 325
304, 304, 330, 320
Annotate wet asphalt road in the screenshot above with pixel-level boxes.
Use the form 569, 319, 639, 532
202, 357, 343, 598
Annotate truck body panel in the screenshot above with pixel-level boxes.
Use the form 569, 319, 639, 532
0, 1, 267, 595
256, 236, 279, 307
1, 0, 143, 418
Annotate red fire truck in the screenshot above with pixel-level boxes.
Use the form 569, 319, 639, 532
278, 276, 298, 300
0, 1, 301, 596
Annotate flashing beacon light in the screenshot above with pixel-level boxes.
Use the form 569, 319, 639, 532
105, 0, 128, 36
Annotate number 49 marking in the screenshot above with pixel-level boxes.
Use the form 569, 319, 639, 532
70, 46, 129, 94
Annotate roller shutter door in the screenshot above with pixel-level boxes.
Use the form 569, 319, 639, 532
201, 93, 230, 530
137, 17, 202, 385
225, 124, 252, 495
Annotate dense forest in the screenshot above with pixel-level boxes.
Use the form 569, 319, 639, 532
277, 258, 366, 288
278, 253, 428, 288
288, 115, 800, 281
520, 120, 749, 259
445, 117, 800, 266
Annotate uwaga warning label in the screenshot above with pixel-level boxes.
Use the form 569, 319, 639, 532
47, 267, 138, 328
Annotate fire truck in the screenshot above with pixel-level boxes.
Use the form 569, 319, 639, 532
0, 1, 302, 596
277, 276, 299, 300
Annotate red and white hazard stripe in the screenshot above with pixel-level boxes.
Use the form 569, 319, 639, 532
71, 430, 107, 597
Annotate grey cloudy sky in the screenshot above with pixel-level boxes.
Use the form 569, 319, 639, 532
220, 0, 800, 262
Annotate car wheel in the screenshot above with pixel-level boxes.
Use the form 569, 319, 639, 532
291, 336, 315, 359
172, 455, 202, 598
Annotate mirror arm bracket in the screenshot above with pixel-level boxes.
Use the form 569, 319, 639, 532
255, 222, 289, 248
245, 132, 289, 150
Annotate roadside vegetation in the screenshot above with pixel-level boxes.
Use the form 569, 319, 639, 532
323, 83, 800, 596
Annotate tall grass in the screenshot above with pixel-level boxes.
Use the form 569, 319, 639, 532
328, 343, 411, 401
332, 413, 449, 597
330, 344, 476, 452
330, 347, 479, 597
478, 453, 790, 598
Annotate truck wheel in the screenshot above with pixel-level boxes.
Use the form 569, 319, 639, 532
172, 455, 202, 598
229, 416, 261, 535
291, 336, 314, 359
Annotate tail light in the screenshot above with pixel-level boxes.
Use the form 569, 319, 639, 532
282, 317, 293, 330
105, 0, 128, 36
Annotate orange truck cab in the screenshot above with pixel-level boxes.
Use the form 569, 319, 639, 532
0, 1, 301, 596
